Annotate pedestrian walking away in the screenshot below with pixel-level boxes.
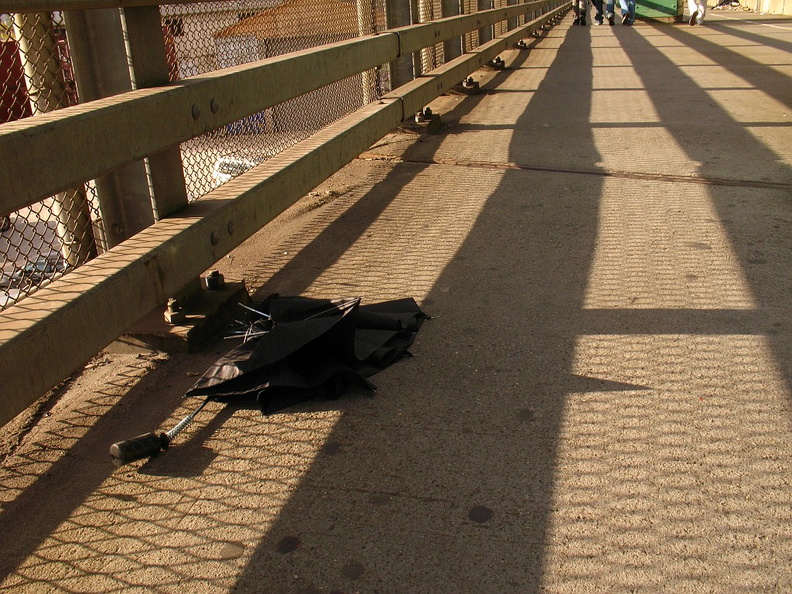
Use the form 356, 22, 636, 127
571, 0, 589, 24
591, 0, 607, 24
603, 0, 616, 24
619, 0, 636, 24
688, 0, 706, 24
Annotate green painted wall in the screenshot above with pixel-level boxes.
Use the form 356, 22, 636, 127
636, 0, 684, 20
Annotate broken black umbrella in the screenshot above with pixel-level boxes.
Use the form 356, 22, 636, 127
110, 295, 429, 466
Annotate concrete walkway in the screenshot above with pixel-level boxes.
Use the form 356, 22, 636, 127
1, 9, 792, 593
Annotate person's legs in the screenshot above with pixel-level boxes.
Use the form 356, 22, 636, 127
579, 0, 589, 25
619, 0, 629, 23
592, 0, 605, 24
619, 0, 635, 23
688, 0, 699, 24
696, 0, 707, 23
605, 0, 615, 24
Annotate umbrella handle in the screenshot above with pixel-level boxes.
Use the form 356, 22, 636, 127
109, 397, 210, 467
109, 432, 170, 467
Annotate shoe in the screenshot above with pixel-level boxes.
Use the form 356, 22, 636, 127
580, 10, 587, 24
622, 13, 630, 24
573, 16, 580, 24
689, 9, 698, 24
594, 19, 603, 24
608, 14, 615, 24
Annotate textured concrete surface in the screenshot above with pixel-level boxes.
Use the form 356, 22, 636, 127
1, 10, 792, 593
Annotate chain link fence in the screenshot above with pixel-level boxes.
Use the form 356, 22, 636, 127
1, 0, 506, 310
1, 11, 99, 309
170, 0, 391, 200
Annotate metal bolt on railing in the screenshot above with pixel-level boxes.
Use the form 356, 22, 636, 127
205, 269, 225, 290
460, 76, 481, 95
487, 56, 506, 69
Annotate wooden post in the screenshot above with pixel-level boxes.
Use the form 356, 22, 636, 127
13, 11, 95, 266
63, 8, 155, 249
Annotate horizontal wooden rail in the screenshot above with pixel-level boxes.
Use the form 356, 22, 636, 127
0, 35, 399, 213
392, 7, 565, 117
395, 2, 546, 56
0, 1, 567, 427
0, 0, 548, 215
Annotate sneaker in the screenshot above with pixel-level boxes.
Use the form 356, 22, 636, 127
608, 14, 615, 24
622, 13, 630, 24
689, 9, 698, 24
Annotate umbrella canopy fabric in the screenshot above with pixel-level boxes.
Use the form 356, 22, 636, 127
186, 295, 429, 414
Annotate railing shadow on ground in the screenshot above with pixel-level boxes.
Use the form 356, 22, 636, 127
714, 18, 792, 53
662, 20, 792, 130
626, 19, 792, 371
237, 44, 543, 302
229, 18, 608, 591
532, 17, 792, 591
229, 14, 792, 592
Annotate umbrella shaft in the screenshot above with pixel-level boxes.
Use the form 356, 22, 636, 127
166, 398, 210, 441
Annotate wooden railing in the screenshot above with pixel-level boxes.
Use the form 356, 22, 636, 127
0, 0, 567, 427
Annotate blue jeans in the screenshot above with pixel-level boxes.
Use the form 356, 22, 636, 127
619, 0, 636, 22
